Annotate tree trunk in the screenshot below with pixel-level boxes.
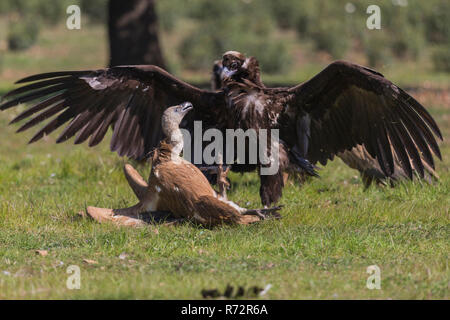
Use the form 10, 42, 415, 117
108, 0, 166, 68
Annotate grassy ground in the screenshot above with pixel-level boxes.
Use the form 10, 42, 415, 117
0, 24, 449, 300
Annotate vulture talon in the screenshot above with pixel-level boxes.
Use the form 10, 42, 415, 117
243, 205, 283, 220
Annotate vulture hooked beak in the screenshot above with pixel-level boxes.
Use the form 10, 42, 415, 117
181, 102, 193, 114
177, 102, 194, 129
221, 67, 237, 79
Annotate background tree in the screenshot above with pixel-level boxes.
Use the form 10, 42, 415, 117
108, 0, 166, 68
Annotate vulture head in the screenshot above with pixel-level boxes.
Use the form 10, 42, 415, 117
220, 51, 262, 86
161, 102, 193, 138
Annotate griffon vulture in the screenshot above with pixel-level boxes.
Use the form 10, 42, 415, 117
0, 51, 442, 206
85, 103, 281, 227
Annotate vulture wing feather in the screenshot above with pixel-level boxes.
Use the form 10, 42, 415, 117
284, 60, 442, 180
0, 66, 226, 160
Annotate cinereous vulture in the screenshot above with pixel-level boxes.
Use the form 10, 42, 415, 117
211, 59, 440, 188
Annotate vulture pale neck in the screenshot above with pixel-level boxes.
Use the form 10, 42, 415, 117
161, 103, 193, 157
165, 125, 184, 157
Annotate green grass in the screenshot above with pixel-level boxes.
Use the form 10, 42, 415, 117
0, 22, 449, 300
0, 94, 448, 299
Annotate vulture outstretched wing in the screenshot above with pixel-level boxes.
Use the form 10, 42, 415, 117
283, 60, 442, 179
338, 145, 439, 187
0, 66, 225, 160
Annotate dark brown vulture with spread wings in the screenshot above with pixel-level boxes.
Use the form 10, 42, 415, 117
0, 51, 442, 206
211, 60, 440, 187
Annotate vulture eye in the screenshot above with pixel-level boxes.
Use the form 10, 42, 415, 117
231, 62, 239, 69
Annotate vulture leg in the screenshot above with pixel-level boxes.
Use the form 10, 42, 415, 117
123, 163, 148, 199
86, 204, 148, 227
259, 142, 291, 207
259, 171, 284, 207
84, 164, 183, 227
85, 205, 181, 227
282, 172, 290, 185
216, 163, 231, 200
198, 164, 231, 199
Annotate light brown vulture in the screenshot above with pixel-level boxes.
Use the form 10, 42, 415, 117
0, 51, 442, 206
85, 103, 281, 227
